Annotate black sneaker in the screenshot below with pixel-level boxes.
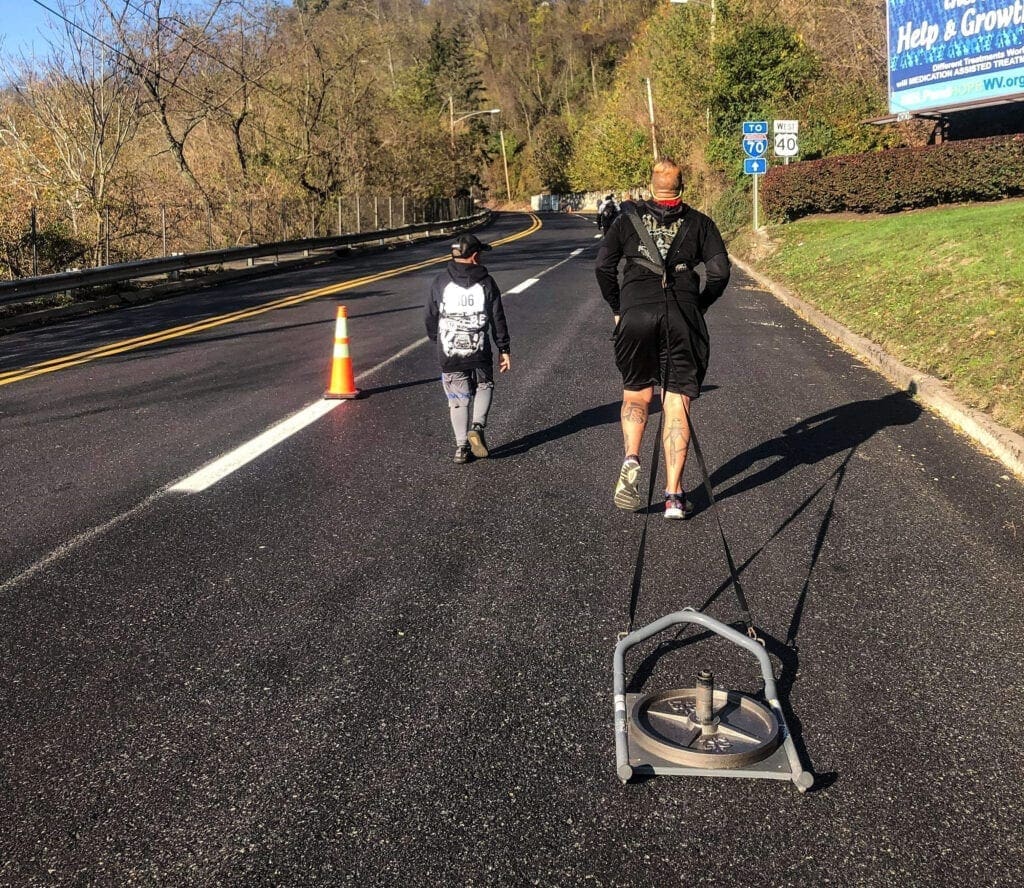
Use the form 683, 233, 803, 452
664, 491, 693, 520
467, 423, 489, 458
454, 444, 472, 464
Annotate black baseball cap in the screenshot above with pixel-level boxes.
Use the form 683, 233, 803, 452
451, 234, 492, 258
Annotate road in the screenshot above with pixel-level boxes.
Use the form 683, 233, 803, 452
2, 211, 1022, 886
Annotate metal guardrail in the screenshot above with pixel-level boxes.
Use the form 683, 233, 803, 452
0, 210, 489, 307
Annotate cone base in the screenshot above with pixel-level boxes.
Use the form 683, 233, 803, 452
324, 389, 361, 400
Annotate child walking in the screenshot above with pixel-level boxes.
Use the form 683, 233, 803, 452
425, 234, 512, 463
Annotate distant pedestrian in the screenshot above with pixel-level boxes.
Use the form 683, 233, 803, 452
597, 193, 618, 234
425, 234, 512, 464
595, 158, 731, 518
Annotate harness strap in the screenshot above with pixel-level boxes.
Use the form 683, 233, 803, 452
686, 411, 760, 640
621, 205, 696, 288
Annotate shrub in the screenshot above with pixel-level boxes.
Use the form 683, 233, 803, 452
762, 135, 1024, 221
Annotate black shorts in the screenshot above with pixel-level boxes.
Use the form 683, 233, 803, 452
613, 301, 709, 397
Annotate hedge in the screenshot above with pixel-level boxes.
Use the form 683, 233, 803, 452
761, 134, 1024, 221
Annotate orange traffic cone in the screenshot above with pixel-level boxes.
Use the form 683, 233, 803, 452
324, 305, 361, 399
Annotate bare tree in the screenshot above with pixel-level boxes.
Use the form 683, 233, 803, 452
1, 0, 142, 265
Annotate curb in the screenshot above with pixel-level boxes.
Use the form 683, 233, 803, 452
731, 255, 1024, 482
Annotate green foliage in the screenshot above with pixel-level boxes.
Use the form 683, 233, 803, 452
712, 179, 752, 236
797, 81, 898, 160
754, 200, 1024, 432
707, 19, 818, 179
568, 110, 652, 192
761, 135, 1024, 220
420, 22, 485, 113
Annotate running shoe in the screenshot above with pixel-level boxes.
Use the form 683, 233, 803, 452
664, 491, 693, 520
467, 423, 489, 458
454, 444, 472, 464
613, 458, 642, 511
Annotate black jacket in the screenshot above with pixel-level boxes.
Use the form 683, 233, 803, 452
595, 200, 731, 315
425, 260, 510, 372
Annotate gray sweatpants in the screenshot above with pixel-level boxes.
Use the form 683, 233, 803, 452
442, 367, 494, 445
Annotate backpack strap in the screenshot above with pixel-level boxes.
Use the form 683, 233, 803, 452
621, 204, 698, 286
621, 207, 667, 279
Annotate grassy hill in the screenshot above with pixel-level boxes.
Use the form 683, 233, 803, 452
731, 199, 1024, 434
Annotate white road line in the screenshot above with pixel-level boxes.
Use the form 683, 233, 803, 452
170, 400, 342, 492
357, 336, 429, 379
171, 337, 434, 495
0, 490, 166, 597
507, 278, 539, 294
507, 247, 588, 294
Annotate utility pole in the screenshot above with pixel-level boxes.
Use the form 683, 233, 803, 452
645, 77, 659, 160
500, 130, 512, 201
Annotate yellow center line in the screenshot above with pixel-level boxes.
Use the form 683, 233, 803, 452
0, 214, 543, 387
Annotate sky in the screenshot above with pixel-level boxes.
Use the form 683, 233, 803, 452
0, 0, 55, 60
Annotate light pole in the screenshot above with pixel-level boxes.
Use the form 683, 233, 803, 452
645, 77, 658, 161
448, 96, 501, 143
447, 97, 501, 195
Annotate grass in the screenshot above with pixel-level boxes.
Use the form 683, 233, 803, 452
729, 198, 1024, 435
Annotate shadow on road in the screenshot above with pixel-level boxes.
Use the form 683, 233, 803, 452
489, 401, 623, 458
706, 390, 922, 505
361, 377, 436, 397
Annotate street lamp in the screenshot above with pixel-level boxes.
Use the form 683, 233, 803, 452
447, 98, 503, 200
448, 96, 501, 145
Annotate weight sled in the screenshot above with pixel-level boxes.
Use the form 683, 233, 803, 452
613, 609, 813, 792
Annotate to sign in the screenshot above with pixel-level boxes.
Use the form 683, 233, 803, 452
742, 120, 768, 135
774, 133, 799, 157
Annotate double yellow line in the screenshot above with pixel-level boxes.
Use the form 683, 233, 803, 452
0, 214, 543, 388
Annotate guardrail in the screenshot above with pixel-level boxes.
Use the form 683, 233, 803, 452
0, 210, 489, 308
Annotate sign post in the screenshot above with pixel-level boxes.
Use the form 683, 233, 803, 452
742, 121, 768, 231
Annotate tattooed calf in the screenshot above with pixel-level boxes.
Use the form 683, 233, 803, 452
622, 402, 648, 424
663, 418, 689, 464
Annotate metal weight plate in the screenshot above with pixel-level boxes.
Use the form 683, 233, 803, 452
629, 687, 781, 769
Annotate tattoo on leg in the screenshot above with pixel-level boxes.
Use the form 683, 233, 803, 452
622, 402, 648, 424
663, 419, 689, 463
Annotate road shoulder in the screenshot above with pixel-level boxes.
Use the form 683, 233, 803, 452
732, 255, 1024, 482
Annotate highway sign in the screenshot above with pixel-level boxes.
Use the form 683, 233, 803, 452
773, 119, 798, 134
742, 121, 768, 135
742, 137, 768, 158
774, 133, 799, 157
744, 157, 767, 175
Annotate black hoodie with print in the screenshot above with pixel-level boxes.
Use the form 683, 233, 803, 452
595, 200, 731, 316
425, 259, 510, 373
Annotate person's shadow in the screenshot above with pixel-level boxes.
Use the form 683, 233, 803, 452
489, 401, 627, 458
707, 391, 922, 504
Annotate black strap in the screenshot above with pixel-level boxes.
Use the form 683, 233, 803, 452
625, 410, 663, 635
686, 412, 758, 638
622, 206, 695, 286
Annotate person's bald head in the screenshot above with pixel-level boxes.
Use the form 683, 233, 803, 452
650, 159, 684, 201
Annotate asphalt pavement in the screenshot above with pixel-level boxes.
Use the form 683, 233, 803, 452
2, 211, 1022, 886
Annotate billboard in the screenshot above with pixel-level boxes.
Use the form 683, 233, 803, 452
887, 0, 1024, 114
